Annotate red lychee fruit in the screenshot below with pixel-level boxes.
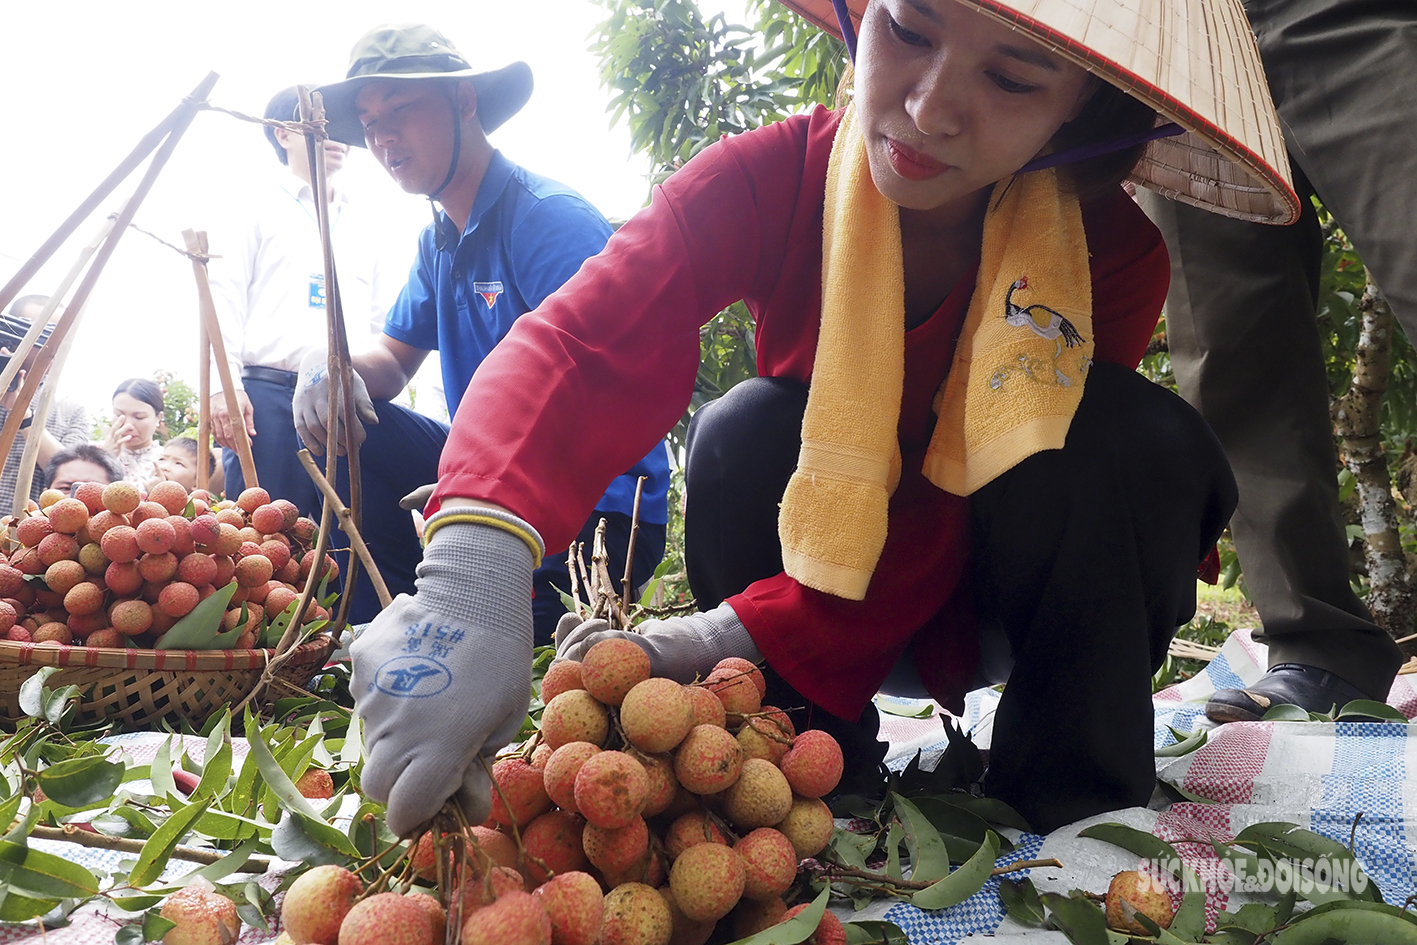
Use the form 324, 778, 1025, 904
159, 883, 240, 945
665, 810, 730, 860
32, 621, 71, 645
583, 815, 649, 874
685, 684, 728, 729
3, 625, 30, 643
63, 582, 104, 618
73, 481, 105, 514
78, 541, 108, 576
732, 897, 788, 939
702, 666, 763, 726
531, 870, 602, 945
489, 757, 554, 829
599, 883, 672, 945
282, 864, 362, 944
46, 498, 89, 535
138, 551, 178, 583
259, 539, 291, 571
573, 750, 648, 829
44, 559, 85, 595
212, 555, 236, 586
148, 480, 190, 515
406, 891, 446, 944
0, 601, 14, 633
84, 627, 124, 648
190, 513, 220, 547
542, 741, 601, 813
101, 481, 140, 515
737, 706, 796, 765
15, 515, 52, 549
780, 730, 844, 799
669, 842, 746, 923
580, 638, 651, 706
37, 532, 79, 567
636, 752, 678, 817
621, 677, 694, 753
659, 886, 716, 945
1105, 870, 1175, 936
461, 890, 550, 945
295, 768, 335, 799
215, 508, 245, 529
468, 824, 520, 877
251, 504, 285, 535
105, 561, 144, 596
520, 809, 590, 885
85, 509, 126, 543
100, 525, 140, 564
674, 724, 744, 795
110, 599, 153, 636
540, 659, 585, 703
178, 552, 218, 587
265, 584, 299, 619
0, 565, 22, 599
540, 689, 610, 749
735, 827, 798, 901
135, 517, 176, 555
168, 516, 195, 556
236, 487, 270, 514
235, 554, 273, 588
340, 890, 434, 945
69, 609, 107, 638
131, 501, 169, 527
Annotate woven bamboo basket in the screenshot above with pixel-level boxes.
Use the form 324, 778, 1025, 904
0, 635, 335, 728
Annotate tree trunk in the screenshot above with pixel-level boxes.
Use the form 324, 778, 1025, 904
1332, 277, 1416, 641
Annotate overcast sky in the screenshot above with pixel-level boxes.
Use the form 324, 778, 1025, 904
0, 0, 751, 422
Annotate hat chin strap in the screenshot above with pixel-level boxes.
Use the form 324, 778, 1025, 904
430, 84, 465, 252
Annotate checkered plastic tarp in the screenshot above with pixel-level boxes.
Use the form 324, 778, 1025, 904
4, 629, 1415, 943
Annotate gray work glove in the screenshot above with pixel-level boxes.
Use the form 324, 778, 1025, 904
400, 483, 436, 511
293, 348, 379, 457
351, 507, 543, 837
554, 602, 762, 683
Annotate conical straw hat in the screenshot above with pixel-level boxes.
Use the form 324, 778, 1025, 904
775, 0, 1299, 224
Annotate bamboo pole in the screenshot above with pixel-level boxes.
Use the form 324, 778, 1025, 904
0, 72, 220, 486
297, 449, 392, 609
0, 75, 215, 316
12, 307, 85, 514
182, 229, 257, 489
197, 306, 211, 493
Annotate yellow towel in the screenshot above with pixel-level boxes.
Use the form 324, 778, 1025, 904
923, 170, 1094, 494
777, 106, 1093, 601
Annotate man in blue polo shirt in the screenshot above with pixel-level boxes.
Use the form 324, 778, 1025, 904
297, 24, 669, 631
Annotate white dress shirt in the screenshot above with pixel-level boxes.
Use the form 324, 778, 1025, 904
205, 170, 394, 393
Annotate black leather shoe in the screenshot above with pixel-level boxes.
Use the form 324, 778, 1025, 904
1205, 663, 1371, 723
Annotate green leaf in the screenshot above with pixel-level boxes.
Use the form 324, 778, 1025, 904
1231, 822, 1377, 900
18, 667, 61, 718
128, 798, 212, 887
1261, 704, 1315, 722
0, 839, 101, 899
891, 795, 951, 883
270, 811, 359, 866
910, 830, 1000, 911
179, 839, 259, 884
1077, 822, 1180, 864
884, 821, 904, 880
156, 581, 237, 650
723, 886, 829, 944
193, 742, 232, 801
150, 736, 177, 800
998, 877, 1047, 927
243, 709, 321, 819
0, 887, 61, 923
36, 754, 124, 808
1155, 728, 1208, 757
1169, 866, 1207, 940
1270, 906, 1417, 944
0, 796, 22, 836
143, 909, 178, 940
877, 700, 935, 719
842, 920, 910, 944
1336, 699, 1409, 722
1215, 901, 1278, 934
924, 793, 1032, 832
1039, 891, 1115, 945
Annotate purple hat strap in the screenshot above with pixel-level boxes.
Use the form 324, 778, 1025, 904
831, 0, 859, 61
1018, 121, 1185, 173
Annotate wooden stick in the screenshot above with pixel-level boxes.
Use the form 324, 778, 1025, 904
197, 293, 211, 493
297, 449, 392, 609
0, 76, 210, 317
29, 825, 271, 873
12, 308, 84, 513
620, 476, 646, 618
0, 73, 219, 487
183, 229, 257, 489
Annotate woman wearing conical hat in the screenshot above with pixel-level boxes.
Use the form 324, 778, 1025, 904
348, 0, 1297, 837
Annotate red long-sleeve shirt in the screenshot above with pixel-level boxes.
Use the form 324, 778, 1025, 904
435, 106, 1169, 719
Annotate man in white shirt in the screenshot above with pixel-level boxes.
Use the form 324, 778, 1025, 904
206, 86, 391, 513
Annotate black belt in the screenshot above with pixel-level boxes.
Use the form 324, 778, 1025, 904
242, 366, 298, 388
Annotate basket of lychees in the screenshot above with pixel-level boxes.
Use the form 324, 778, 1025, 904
0, 480, 336, 727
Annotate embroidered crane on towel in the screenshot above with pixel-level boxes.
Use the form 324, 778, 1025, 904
1003, 275, 1083, 347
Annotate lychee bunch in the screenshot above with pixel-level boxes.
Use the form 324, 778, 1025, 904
3, 481, 335, 650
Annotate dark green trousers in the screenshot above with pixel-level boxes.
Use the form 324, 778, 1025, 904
1139, 0, 1414, 697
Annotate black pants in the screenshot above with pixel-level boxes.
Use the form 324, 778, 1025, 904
683, 365, 1237, 832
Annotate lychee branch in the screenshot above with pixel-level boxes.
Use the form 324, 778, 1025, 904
29, 824, 272, 873
296, 449, 392, 609
820, 858, 1064, 891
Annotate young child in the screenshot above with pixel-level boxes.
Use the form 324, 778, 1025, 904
338, 0, 1299, 837
148, 437, 213, 493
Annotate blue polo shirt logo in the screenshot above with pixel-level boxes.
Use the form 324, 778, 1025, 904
473, 281, 504, 309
